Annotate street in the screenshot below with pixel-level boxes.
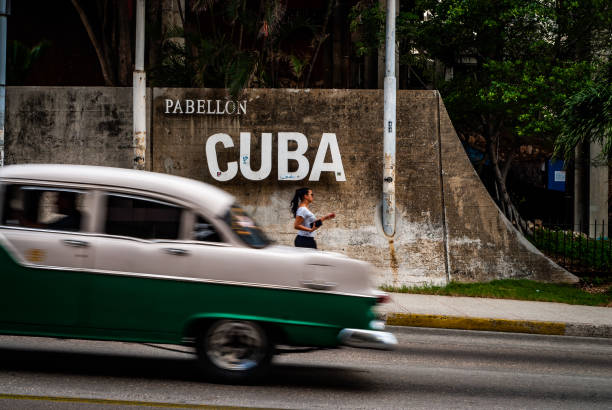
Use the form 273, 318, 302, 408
0, 327, 611, 409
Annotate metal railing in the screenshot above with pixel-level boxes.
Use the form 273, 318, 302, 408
527, 220, 611, 273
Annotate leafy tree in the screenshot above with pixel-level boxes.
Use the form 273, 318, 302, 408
554, 74, 612, 162
350, 0, 610, 233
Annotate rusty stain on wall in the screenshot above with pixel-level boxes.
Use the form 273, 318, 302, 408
388, 239, 399, 287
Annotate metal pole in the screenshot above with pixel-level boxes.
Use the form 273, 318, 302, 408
133, 0, 146, 170
0, 0, 9, 167
382, 0, 396, 237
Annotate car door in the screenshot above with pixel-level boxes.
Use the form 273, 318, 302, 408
0, 184, 93, 328
84, 191, 189, 333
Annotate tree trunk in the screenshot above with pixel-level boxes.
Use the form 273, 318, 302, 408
117, 0, 133, 86
71, 0, 116, 86
487, 139, 530, 234
332, 0, 343, 87
183, 0, 200, 70
305, 0, 334, 88
147, 0, 163, 71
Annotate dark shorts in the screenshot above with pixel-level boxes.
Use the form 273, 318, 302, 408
295, 235, 317, 249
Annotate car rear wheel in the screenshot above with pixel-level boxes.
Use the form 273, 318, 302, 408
196, 319, 273, 383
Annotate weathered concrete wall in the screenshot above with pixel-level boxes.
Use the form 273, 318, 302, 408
6, 87, 135, 168
153, 88, 448, 286
438, 99, 575, 283
5, 86, 577, 285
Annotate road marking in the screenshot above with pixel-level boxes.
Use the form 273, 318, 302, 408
0, 394, 276, 409
386, 313, 566, 335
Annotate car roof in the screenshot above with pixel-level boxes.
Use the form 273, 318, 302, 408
0, 164, 235, 216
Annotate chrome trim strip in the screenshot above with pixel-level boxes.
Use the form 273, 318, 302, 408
15, 262, 376, 298
20, 186, 86, 194
338, 329, 398, 350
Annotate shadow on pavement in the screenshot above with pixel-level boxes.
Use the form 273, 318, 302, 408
0, 346, 373, 390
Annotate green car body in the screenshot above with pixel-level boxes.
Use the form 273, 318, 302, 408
0, 164, 396, 382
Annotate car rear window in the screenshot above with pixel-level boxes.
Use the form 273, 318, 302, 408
104, 193, 182, 240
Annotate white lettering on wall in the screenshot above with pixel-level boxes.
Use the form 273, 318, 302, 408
172, 100, 183, 114
278, 132, 310, 181
309, 133, 346, 181
204, 133, 346, 182
164, 99, 247, 115
185, 100, 195, 114
206, 133, 238, 181
240, 132, 272, 180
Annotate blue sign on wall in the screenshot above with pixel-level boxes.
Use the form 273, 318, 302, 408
547, 160, 566, 192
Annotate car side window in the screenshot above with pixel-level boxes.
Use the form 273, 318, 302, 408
1, 185, 85, 232
193, 215, 222, 242
104, 193, 183, 240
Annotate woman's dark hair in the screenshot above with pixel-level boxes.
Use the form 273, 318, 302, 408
290, 187, 311, 217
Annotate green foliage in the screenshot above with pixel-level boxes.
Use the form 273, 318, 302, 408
149, 34, 194, 88
477, 60, 592, 142
288, 55, 307, 81
7, 40, 50, 85
349, 1, 385, 57
553, 75, 612, 161
350, 0, 608, 149
528, 226, 612, 271
381, 279, 612, 306
150, 1, 319, 96
419, 1, 599, 144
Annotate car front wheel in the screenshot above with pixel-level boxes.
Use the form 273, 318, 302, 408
196, 319, 273, 383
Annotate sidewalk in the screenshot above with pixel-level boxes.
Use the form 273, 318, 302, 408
377, 293, 612, 338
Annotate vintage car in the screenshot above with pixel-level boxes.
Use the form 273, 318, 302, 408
0, 164, 396, 382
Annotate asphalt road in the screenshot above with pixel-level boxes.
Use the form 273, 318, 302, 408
0, 327, 611, 409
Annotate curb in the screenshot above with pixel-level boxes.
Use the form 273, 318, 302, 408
385, 313, 612, 338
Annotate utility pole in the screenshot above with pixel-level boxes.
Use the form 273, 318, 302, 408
382, 0, 396, 237
133, 0, 146, 170
0, 0, 9, 167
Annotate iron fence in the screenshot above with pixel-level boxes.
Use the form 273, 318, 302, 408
526, 220, 612, 274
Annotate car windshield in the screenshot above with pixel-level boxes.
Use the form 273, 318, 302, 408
224, 204, 270, 248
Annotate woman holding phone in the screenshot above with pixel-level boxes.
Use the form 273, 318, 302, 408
290, 187, 335, 249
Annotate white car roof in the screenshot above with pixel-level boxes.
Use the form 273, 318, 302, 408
0, 164, 235, 217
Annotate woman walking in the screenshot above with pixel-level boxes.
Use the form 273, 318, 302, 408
290, 187, 335, 249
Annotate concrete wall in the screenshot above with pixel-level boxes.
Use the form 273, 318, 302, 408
5, 86, 578, 285
6, 87, 135, 168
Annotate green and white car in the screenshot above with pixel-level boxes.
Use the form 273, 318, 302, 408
0, 164, 396, 382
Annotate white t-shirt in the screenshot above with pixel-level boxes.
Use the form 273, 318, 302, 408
296, 206, 316, 237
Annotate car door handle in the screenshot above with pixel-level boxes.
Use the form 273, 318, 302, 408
62, 239, 90, 248
302, 281, 337, 291
164, 248, 189, 256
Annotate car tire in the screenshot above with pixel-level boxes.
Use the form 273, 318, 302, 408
196, 319, 273, 383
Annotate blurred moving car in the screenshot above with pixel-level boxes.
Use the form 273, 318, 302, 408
0, 164, 396, 383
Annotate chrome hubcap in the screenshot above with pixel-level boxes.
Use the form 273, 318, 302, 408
205, 320, 266, 371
